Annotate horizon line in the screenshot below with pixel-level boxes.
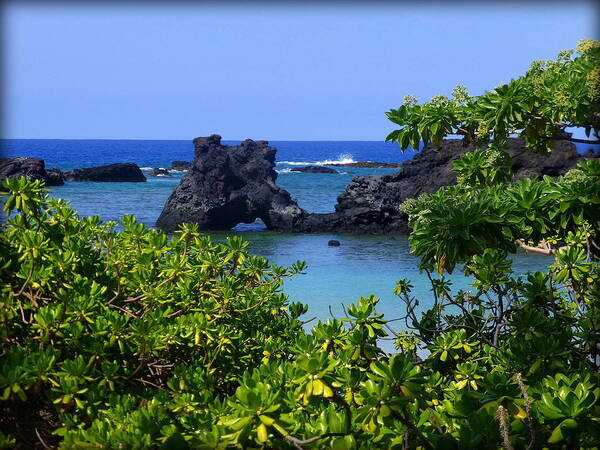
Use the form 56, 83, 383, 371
1, 137, 400, 142
0, 136, 463, 142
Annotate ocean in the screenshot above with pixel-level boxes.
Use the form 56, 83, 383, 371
1, 138, 551, 340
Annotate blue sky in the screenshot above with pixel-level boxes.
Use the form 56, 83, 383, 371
3, 1, 598, 140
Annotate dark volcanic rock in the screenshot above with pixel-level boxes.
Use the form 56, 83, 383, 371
157, 136, 594, 234
156, 135, 306, 232
46, 169, 66, 186
150, 168, 172, 177
331, 161, 402, 168
291, 166, 339, 174
64, 163, 146, 182
171, 161, 191, 171
300, 138, 592, 234
0, 158, 64, 186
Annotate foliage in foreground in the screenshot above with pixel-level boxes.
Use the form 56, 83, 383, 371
385, 39, 600, 153
0, 170, 599, 449
1, 39, 600, 449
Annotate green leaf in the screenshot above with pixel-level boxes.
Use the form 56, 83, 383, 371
256, 423, 268, 443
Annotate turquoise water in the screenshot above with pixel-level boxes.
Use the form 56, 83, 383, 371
48, 177, 549, 336
209, 231, 548, 326
1, 139, 551, 334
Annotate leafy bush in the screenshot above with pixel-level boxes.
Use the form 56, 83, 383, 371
0, 176, 308, 448
385, 39, 600, 153
1, 171, 599, 449
2, 39, 600, 449
400, 160, 600, 274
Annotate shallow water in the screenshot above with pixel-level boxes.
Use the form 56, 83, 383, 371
1, 138, 551, 334
209, 231, 549, 326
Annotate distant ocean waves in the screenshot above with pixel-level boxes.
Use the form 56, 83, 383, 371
139, 153, 360, 175
274, 153, 355, 174
278, 153, 355, 166
276, 168, 352, 175
140, 167, 187, 172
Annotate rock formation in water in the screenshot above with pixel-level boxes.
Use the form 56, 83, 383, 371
64, 163, 146, 182
0, 159, 147, 185
156, 136, 596, 234
156, 135, 306, 232
299, 138, 595, 234
0, 158, 65, 186
291, 166, 339, 174
171, 161, 192, 171
149, 168, 172, 177
46, 169, 66, 186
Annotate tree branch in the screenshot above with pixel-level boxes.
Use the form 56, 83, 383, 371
500, 127, 600, 144
543, 135, 600, 144
516, 239, 558, 256
284, 433, 347, 449
396, 407, 434, 450
109, 303, 139, 318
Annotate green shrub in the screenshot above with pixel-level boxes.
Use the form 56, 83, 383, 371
0, 176, 308, 448
2, 38, 600, 449
1, 171, 599, 448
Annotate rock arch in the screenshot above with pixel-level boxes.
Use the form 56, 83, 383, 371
155, 135, 308, 232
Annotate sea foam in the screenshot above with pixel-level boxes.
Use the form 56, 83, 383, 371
277, 153, 355, 166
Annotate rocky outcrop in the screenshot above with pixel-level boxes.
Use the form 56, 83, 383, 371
64, 163, 146, 182
171, 161, 192, 171
156, 135, 306, 232
1, 159, 149, 185
46, 169, 66, 186
298, 138, 595, 234
157, 136, 596, 234
149, 168, 172, 177
291, 166, 339, 174
0, 158, 64, 186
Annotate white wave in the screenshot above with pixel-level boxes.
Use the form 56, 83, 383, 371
142, 166, 187, 173
278, 161, 312, 166
277, 169, 353, 175
278, 154, 356, 166
320, 154, 355, 165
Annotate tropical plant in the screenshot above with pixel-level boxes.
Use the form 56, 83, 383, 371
1, 39, 599, 449
386, 39, 600, 153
